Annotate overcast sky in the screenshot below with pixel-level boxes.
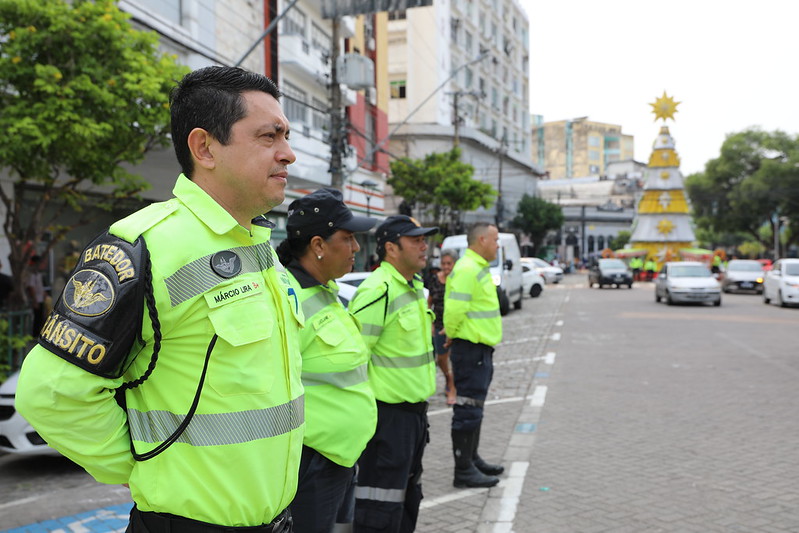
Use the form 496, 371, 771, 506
519, 0, 799, 176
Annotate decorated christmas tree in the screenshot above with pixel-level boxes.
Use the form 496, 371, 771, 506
629, 92, 695, 268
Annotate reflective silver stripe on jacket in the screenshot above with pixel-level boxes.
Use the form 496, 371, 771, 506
164, 242, 275, 307
388, 290, 421, 314
466, 309, 501, 319
371, 351, 433, 369
302, 364, 368, 388
449, 291, 472, 301
128, 396, 303, 446
476, 267, 490, 281
300, 289, 337, 318
360, 323, 383, 337
455, 395, 485, 407
354, 486, 406, 503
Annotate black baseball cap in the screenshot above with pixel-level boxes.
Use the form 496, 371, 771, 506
376, 215, 438, 248
286, 188, 376, 239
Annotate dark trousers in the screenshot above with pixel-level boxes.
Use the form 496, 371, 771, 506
354, 401, 428, 533
127, 506, 291, 533
289, 445, 356, 533
450, 339, 494, 432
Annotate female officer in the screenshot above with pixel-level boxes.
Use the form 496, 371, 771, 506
276, 188, 377, 533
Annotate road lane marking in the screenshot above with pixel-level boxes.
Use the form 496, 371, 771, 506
550, 332, 561, 341
544, 351, 556, 364
529, 385, 547, 407
419, 487, 489, 509
555, 320, 564, 326
619, 311, 797, 324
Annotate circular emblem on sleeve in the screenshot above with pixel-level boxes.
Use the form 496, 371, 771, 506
211, 250, 242, 278
64, 269, 116, 317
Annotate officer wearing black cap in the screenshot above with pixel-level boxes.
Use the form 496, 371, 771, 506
276, 188, 378, 533
348, 215, 438, 533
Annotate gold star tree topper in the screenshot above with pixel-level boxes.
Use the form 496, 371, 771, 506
649, 91, 680, 122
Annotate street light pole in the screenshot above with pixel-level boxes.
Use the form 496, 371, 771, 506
360, 179, 377, 269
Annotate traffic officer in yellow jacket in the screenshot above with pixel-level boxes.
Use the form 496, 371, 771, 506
444, 222, 504, 488
275, 188, 378, 533
16, 66, 304, 532
349, 215, 438, 533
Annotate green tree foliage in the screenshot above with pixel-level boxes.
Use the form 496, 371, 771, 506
0, 0, 188, 307
511, 194, 564, 256
388, 147, 495, 234
609, 230, 631, 251
685, 128, 799, 254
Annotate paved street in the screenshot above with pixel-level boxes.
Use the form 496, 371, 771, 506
2, 272, 799, 532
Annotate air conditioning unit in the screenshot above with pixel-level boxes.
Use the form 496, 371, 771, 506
366, 87, 377, 106
337, 53, 374, 90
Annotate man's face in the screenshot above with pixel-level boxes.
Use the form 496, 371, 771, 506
210, 91, 296, 221
390, 235, 428, 277
481, 225, 500, 262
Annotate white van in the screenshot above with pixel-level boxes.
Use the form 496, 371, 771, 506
440, 232, 523, 315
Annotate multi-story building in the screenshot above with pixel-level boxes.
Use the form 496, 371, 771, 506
275, 1, 390, 249
385, 0, 541, 230
531, 116, 635, 180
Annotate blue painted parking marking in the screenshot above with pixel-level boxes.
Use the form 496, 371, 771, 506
515, 423, 537, 433
534, 372, 550, 378
2, 503, 132, 533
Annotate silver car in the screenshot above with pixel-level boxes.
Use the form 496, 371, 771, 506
721, 259, 765, 294
655, 261, 721, 306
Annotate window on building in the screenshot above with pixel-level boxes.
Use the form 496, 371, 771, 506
464, 67, 473, 88
464, 30, 472, 54
390, 80, 407, 99
311, 22, 330, 54
364, 107, 376, 166
388, 10, 406, 20
451, 18, 459, 44
137, 0, 181, 24
588, 136, 600, 147
311, 97, 329, 131
282, 82, 306, 125
589, 150, 600, 161
283, 7, 306, 36
479, 77, 485, 93
491, 87, 498, 109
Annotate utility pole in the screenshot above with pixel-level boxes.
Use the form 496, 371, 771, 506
495, 136, 507, 229
328, 17, 345, 190
448, 90, 482, 147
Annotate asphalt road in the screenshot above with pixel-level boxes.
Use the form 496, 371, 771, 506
2, 273, 798, 532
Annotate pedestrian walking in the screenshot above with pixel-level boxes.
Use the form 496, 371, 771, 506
16, 66, 303, 532
349, 215, 438, 533
444, 222, 504, 488
276, 188, 378, 533
426, 248, 458, 405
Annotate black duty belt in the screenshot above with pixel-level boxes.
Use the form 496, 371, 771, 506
377, 399, 428, 415
133, 507, 291, 533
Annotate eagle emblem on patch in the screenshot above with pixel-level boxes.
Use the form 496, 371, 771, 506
64, 269, 115, 317
211, 250, 241, 278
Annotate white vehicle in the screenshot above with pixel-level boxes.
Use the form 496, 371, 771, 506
0, 371, 60, 455
336, 271, 429, 307
763, 258, 799, 307
440, 232, 523, 315
654, 261, 721, 306
521, 257, 564, 284
521, 262, 545, 297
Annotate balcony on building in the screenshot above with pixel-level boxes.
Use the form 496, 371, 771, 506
279, 33, 328, 85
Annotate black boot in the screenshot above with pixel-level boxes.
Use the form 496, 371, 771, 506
473, 423, 505, 476
452, 429, 499, 488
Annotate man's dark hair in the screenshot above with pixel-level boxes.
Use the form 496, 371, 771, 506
377, 239, 404, 262
169, 66, 281, 178
467, 222, 495, 245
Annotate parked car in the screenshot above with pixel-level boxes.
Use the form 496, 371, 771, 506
521, 263, 545, 297
720, 259, 765, 293
0, 371, 60, 455
588, 258, 633, 289
521, 257, 564, 284
763, 258, 799, 307
654, 261, 721, 306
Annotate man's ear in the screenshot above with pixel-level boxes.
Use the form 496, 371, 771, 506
187, 128, 216, 170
